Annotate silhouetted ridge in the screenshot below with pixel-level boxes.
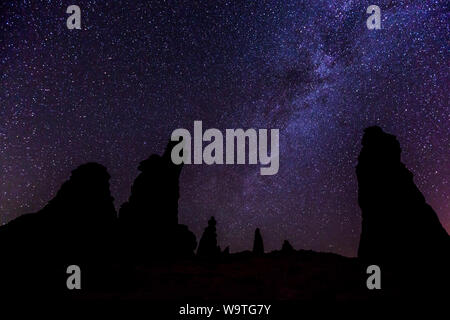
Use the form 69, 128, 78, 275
357, 126, 449, 266
119, 141, 196, 260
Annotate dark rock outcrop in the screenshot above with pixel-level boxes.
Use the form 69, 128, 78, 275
197, 216, 221, 258
253, 228, 264, 255
222, 246, 230, 256
281, 240, 294, 252
357, 126, 449, 264
0, 163, 117, 294
0, 162, 117, 259
118, 141, 196, 260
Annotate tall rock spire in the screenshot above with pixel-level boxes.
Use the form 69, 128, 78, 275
119, 140, 196, 260
356, 126, 449, 265
253, 228, 264, 255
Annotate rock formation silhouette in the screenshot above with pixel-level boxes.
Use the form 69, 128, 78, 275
0, 162, 117, 258
356, 126, 449, 292
197, 216, 221, 258
357, 126, 449, 263
0, 163, 117, 294
222, 246, 230, 256
253, 228, 264, 255
1, 128, 448, 300
118, 141, 196, 260
281, 240, 294, 252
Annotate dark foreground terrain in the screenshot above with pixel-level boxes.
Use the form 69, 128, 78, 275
72, 250, 402, 301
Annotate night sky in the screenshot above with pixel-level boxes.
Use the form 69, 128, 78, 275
1, 0, 448, 256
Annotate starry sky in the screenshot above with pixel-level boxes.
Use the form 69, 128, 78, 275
1, 0, 448, 256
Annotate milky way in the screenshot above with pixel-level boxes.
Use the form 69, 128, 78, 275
1, 0, 448, 256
